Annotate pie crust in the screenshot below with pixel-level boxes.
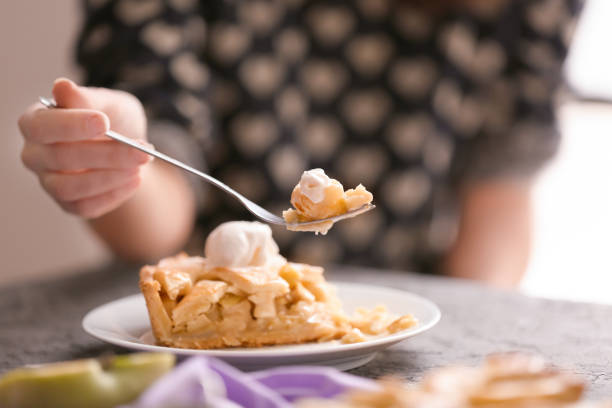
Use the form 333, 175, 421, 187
297, 354, 592, 408
283, 181, 374, 235
140, 253, 415, 349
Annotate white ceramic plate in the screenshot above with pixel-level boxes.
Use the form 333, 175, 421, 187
83, 282, 440, 371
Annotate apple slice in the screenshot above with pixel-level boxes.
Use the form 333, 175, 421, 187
0, 352, 175, 408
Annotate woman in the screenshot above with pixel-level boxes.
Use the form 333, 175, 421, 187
17, 0, 580, 286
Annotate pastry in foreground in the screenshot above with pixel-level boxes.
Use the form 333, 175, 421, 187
297, 353, 604, 408
140, 221, 415, 349
283, 168, 374, 234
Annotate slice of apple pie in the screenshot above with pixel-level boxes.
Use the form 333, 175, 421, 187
282, 169, 374, 234
140, 221, 415, 349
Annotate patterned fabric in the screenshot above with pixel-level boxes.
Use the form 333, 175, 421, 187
76, 0, 581, 272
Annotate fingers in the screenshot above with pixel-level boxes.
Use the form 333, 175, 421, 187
60, 177, 141, 219
21, 140, 150, 172
18, 78, 147, 148
52, 78, 137, 114
17, 79, 150, 219
52, 78, 96, 109
19, 105, 110, 144
39, 168, 140, 202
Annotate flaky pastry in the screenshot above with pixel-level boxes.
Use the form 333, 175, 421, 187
297, 353, 606, 408
283, 169, 373, 234
140, 221, 415, 349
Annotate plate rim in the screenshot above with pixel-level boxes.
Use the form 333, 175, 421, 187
82, 281, 441, 358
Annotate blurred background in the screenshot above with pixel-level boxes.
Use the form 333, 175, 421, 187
0, 0, 611, 303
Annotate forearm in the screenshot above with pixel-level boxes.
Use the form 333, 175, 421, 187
88, 161, 197, 262
442, 181, 533, 288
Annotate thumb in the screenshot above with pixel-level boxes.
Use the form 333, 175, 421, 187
52, 78, 98, 109
51, 77, 148, 142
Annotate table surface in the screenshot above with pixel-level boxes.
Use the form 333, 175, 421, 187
1, 262, 611, 399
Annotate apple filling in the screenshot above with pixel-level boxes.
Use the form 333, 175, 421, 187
283, 169, 374, 234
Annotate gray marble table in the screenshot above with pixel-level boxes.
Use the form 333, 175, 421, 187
1, 262, 611, 399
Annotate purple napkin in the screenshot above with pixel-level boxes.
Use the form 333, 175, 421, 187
122, 356, 377, 408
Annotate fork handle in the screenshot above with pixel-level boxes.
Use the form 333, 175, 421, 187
104, 130, 234, 193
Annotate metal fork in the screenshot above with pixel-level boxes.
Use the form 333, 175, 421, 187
39, 96, 374, 227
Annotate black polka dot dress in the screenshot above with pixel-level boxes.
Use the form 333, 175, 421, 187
76, 0, 581, 272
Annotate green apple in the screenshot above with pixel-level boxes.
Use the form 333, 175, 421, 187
0, 352, 175, 408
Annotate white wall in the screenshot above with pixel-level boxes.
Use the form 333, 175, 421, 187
521, 0, 612, 304
522, 102, 612, 305
565, 0, 612, 100
0, 1, 109, 286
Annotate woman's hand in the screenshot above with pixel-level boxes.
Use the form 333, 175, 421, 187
18, 78, 151, 218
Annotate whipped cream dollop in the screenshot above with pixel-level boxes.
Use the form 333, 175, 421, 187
297, 169, 336, 203
204, 221, 281, 268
